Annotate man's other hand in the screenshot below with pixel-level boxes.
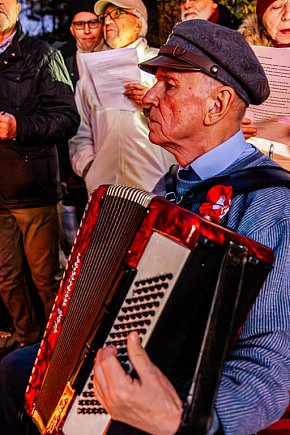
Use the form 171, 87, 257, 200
241, 116, 257, 140
124, 83, 149, 107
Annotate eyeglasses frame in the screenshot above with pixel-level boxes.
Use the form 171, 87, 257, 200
98, 8, 138, 24
72, 19, 100, 30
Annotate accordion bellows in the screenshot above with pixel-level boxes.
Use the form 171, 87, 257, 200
25, 184, 274, 435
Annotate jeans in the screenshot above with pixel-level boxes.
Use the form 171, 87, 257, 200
0, 344, 39, 435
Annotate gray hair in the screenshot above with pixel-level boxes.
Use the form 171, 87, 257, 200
133, 9, 148, 37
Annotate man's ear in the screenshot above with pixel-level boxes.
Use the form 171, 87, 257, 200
70, 24, 75, 38
212, 1, 218, 13
16, 2, 21, 18
135, 17, 142, 35
204, 86, 236, 125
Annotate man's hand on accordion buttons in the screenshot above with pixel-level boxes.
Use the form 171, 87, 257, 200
93, 331, 183, 434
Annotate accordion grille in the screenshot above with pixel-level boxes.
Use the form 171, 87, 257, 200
35, 186, 153, 426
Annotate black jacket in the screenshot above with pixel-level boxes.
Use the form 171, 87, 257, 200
0, 22, 80, 209
216, 4, 241, 30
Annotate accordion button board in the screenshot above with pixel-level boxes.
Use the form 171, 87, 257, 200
63, 231, 191, 434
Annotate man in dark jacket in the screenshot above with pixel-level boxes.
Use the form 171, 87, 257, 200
0, 0, 80, 351
180, 0, 241, 29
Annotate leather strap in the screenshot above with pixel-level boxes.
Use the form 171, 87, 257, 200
159, 45, 219, 78
165, 165, 290, 206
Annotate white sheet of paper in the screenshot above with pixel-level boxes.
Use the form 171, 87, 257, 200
246, 45, 290, 145
79, 48, 141, 111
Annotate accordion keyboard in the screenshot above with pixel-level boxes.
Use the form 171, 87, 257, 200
63, 231, 191, 435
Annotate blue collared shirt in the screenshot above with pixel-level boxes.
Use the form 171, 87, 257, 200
183, 130, 255, 179
0, 30, 16, 54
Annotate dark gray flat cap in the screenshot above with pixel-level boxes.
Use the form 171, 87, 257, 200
139, 20, 270, 106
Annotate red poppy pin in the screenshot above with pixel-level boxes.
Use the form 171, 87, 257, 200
199, 185, 233, 223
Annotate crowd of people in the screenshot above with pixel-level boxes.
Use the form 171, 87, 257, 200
0, 0, 289, 434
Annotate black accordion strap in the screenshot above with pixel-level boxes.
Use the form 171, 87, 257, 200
176, 242, 248, 435
170, 165, 290, 433
165, 164, 179, 202
165, 165, 290, 206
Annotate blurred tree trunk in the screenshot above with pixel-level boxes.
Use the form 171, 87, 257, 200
158, 0, 181, 46
145, 0, 180, 47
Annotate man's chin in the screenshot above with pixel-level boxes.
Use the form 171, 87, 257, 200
106, 39, 119, 49
81, 43, 97, 52
182, 13, 198, 21
148, 130, 163, 147
105, 31, 119, 48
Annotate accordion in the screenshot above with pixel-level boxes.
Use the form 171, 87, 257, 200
25, 184, 274, 435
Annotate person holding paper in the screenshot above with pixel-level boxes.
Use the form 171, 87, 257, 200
69, 0, 175, 194
239, 0, 290, 170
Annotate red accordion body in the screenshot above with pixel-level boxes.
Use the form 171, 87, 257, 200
25, 184, 274, 435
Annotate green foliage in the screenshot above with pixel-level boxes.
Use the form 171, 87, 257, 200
219, 0, 256, 19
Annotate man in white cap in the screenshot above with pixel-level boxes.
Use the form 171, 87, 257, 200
69, 0, 175, 194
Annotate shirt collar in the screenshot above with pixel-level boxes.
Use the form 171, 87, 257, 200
187, 130, 254, 180
0, 30, 16, 55
127, 37, 147, 55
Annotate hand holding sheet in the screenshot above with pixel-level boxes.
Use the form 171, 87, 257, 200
80, 48, 142, 111
245, 46, 290, 146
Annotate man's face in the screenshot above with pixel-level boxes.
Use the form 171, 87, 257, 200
263, 0, 290, 44
103, 4, 142, 48
143, 67, 213, 165
180, 0, 216, 21
70, 11, 103, 52
0, 0, 21, 37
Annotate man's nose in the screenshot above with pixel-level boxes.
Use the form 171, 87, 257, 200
83, 22, 91, 33
143, 85, 158, 107
184, 0, 195, 8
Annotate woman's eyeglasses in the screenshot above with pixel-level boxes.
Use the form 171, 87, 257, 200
98, 8, 138, 24
72, 19, 100, 30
